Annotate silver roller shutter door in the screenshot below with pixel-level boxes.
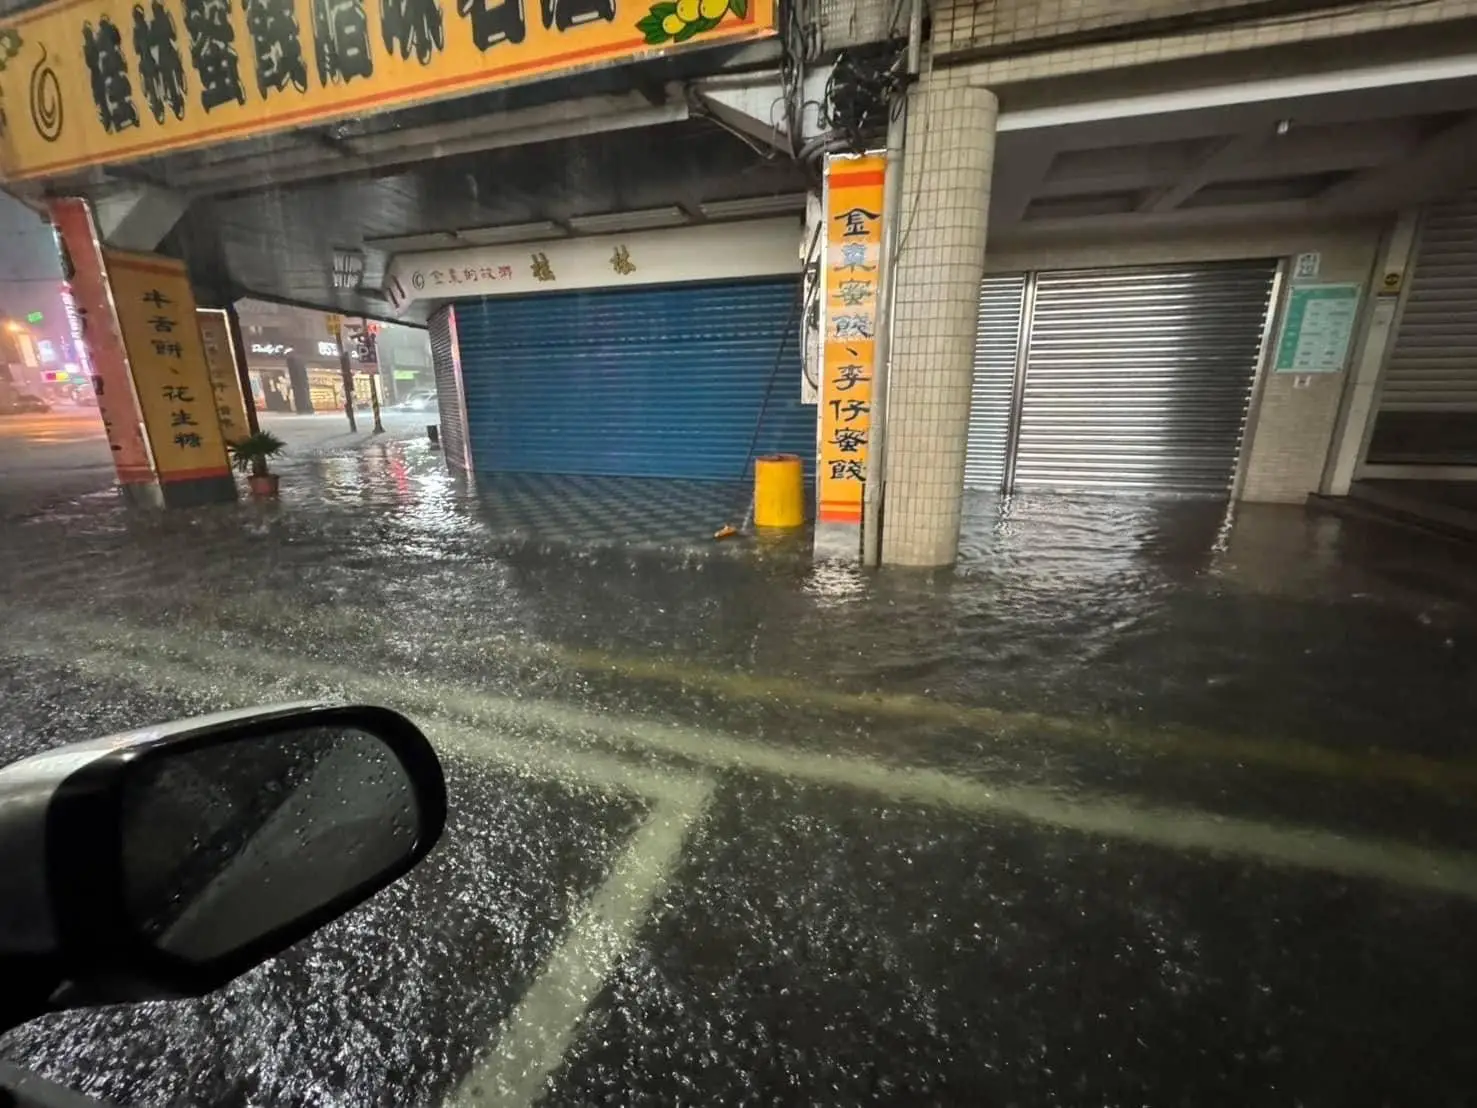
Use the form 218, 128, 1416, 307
1012, 261, 1277, 494
1381, 193, 1477, 412
429, 306, 471, 475
964, 275, 1026, 490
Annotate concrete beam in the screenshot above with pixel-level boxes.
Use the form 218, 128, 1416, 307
1320, 112, 1477, 214
91, 182, 189, 252
691, 65, 832, 155
170, 93, 688, 196
1140, 130, 1266, 213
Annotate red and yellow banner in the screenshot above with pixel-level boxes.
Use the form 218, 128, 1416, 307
0, 0, 774, 181
817, 152, 885, 527
49, 198, 154, 484
196, 308, 251, 443
106, 250, 231, 482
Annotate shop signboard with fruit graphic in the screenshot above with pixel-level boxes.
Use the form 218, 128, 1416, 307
638, 0, 749, 44
0, 0, 775, 182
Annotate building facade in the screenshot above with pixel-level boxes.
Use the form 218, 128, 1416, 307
9, 0, 1476, 553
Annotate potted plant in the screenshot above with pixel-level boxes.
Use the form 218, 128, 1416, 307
228, 430, 286, 498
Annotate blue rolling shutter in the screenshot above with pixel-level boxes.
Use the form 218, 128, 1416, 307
454, 278, 813, 481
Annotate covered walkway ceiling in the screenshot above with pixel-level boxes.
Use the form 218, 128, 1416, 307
166, 115, 806, 324
52, 21, 1477, 322
991, 46, 1477, 242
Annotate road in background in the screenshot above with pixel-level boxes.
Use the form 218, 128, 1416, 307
0, 409, 114, 515
0, 408, 434, 517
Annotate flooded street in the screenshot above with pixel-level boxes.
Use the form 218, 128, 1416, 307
2, 413, 1476, 1106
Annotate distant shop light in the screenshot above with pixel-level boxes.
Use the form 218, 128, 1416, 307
332, 249, 366, 289
251, 342, 293, 355
318, 340, 340, 357
25, 310, 43, 324
36, 339, 56, 363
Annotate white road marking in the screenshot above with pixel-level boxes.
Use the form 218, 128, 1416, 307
448, 786, 712, 1108
10, 611, 1477, 900
6, 613, 713, 1106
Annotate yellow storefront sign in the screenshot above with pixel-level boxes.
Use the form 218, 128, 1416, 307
817, 152, 885, 528
106, 250, 231, 482
196, 308, 252, 443
0, 0, 774, 181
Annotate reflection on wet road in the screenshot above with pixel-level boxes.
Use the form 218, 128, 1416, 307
1, 417, 1475, 1105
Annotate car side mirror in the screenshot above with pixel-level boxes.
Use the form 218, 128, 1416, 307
0, 703, 446, 1033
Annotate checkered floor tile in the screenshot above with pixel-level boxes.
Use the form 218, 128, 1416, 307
470, 473, 812, 553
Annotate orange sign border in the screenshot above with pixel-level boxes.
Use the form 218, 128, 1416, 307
105, 248, 232, 483
817, 151, 886, 527
1, 0, 775, 181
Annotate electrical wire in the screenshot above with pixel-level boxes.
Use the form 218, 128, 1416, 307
799, 220, 823, 392
889, 39, 934, 273
819, 40, 907, 153
727, 282, 804, 531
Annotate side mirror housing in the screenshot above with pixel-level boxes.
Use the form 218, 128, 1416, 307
0, 703, 446, 1031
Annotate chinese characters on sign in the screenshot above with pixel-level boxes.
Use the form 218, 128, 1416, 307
1273, 283, 1360, 373
196, 308, 252, 441
817, 152, 884, 529
105, 250, 230, 481
0, 0, 776, 180
408, 261, 516, 292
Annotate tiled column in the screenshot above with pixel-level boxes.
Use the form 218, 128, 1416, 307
881, 80, 997, 567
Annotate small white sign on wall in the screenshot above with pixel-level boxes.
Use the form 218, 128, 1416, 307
1293, 252, 1321, 280
385, 217, 802, 312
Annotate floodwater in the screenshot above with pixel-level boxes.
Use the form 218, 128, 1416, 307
2, 413, 1476, 1106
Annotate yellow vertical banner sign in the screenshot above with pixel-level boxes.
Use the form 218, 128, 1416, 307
105, 251, 231, 484
196, 308, 251, 443
817, 152, 886, 529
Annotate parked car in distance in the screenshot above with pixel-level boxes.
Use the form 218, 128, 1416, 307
0, 393, 50, 415
394, 390, 437, 412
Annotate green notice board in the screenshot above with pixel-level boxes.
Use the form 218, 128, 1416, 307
1274, 283, 1361, 373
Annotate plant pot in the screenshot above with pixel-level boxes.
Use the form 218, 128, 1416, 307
248, 473, 280, 498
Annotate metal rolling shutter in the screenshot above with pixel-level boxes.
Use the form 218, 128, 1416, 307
964, 275, 1025, 490
1380, 194, 1477, 411
453, 278, 812, 480
428, 306, 471, 474
1012, 261, 1277, 494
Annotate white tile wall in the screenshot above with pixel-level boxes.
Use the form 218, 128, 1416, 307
881, 80, 998, 566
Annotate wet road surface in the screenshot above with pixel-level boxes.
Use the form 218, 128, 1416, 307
1, 415, 1475, 1105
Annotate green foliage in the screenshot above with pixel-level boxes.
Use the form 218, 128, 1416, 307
227, 430, 286, 476
636, 0, 728, 44
0, 29, 23, 70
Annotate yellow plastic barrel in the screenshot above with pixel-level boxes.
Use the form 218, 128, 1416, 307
753, 454, 805, 529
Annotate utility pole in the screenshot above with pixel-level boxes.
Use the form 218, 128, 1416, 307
368, 371, 384, 433
360, 318, 384, 433
327, 313, 356, 432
